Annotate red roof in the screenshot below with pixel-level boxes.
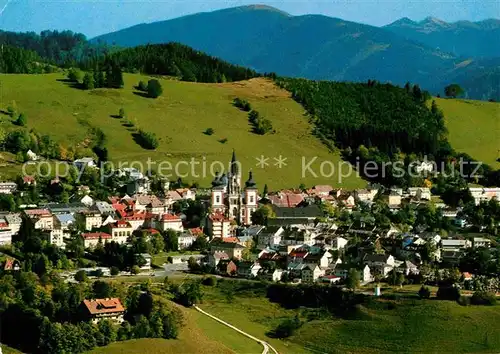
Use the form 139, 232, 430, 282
82, 232, 112, 240
109, 220, 132, 228
24, 209, 51, 217
189, 227, 203, 236
268, 192, 305, 208
82, 298, 125, 315
0, 222, 8, 229
124, 213, 146, 221
23, 176, 35, 183
143, 228, 160, 235
210, 212, 229, 222
223, 237, 239, 243
161, 214, 181, 222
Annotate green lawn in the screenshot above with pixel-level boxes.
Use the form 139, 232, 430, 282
436, 97, 500, 168
198, 282, 500, 354
0, 73, 365, 190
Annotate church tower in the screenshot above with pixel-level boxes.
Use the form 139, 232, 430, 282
227, 150, 242, 221
243, 171, 258, 225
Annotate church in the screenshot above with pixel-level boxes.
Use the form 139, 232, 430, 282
210, 151, 258, 225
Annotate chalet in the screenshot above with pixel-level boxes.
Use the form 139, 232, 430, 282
81, 298, 125, 324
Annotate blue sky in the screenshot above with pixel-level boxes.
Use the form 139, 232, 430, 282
1, 0, 499, 38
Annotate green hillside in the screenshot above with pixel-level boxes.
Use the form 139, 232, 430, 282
0, 73, 364, 190
436, 98, 500, 167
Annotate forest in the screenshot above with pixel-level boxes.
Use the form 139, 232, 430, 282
92, 43, 259, 83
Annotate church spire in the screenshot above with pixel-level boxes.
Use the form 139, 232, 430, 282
230, 149, 239, 176
245, 170, 257, 188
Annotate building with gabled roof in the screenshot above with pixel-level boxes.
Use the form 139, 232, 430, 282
80, 298, 125, 324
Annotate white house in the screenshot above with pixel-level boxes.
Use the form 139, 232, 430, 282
80, 211, 103, 231
302, 265, 325, 283
158, 214, 184, 233
82, 232, 112, 249
473, 237, 491, 248
365, 254, 395, 276
178, 232, 197, 250
0, 182, 17, 194
108, 221, 133, 244
80, 195, 94, 207
257, 226, 284, 249
74, 157, 96, 170
362, 265, 373, 282
441, 239, 472, 252
408, 187, 431, 200
331, 236, 348, 250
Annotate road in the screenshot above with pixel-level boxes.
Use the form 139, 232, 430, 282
193, 305, 279, 354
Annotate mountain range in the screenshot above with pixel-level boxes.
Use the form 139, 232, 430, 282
91, 5, 500, 100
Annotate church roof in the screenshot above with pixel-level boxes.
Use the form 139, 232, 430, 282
245, 171, 257, 188
230, 150, 239, 176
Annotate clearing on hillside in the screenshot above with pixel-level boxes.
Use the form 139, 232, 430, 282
0, 73, 365, 190
436, 97, 500, 168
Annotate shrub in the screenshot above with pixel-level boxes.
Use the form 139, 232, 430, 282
471, 291, 497, 306
202, 276, 217, 286
6, 101, 17, 117
248, 110, 274, 135
74, 270, 88, 282
457, 296, 470, 306
110, 266, 120, 276
118, 108, 126, 118
131, 265, 141, 275
418, 286, 431, 299
436, 285, 461, 301
67, 68, 82, 82
147, 79, 163, 98
218, 138, 228, 144
15, 113, 27, 126
204, 128, 214, 136
137, 80, 148, 91
233, 98, 252, 112
135, 130, 159, 150
267, 315, 302, 339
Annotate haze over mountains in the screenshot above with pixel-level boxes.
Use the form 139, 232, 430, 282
92, 5, 500, 100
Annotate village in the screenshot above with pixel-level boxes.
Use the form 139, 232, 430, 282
0, 152, 499, 296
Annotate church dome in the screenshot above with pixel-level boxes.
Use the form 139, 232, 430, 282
245, 171, 257, 188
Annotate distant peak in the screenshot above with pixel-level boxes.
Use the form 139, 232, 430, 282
386, 17, 417, 27
230, 4, 291, 16
421, 16, 449, 26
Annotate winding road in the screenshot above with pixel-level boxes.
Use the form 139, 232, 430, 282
193, 305, 279, 354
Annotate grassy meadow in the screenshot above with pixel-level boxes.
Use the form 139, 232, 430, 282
0, 73, 365, 190
436, 97, 500, 168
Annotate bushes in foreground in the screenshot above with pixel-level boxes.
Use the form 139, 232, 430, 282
135, 130, 159, 150
470, 291, 497, 306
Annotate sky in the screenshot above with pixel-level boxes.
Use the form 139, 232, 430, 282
0, 0, 499, 38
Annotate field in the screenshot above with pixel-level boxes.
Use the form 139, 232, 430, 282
0, 73, 365, 190
196, 283, 500, 354
436, 97, 500, 168
90, 303, 261, 354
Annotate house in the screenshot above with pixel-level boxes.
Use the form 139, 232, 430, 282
397, 260, 419, 276
158, 214, 184, 233
318, 275, 342, 284
441, 239, 472, 252
134, 195, 166, 214
46, 202, 88, 215
74, 157, 96, 170
206, 213, 232, 239
127, 177, 151, 195
468, 187, 500, 206
336, 192, 355, 209
25, 209, 54, 230
123, 213, 147, 231
80, 195, 94, 207
362, 265, 373, 282
210, 241, 245, 260
355, 188, 378, 204
216, 259, 238, 276
23, 175, 36, 186
237, 261, 262, 278
0, 182, 17, 194
0, 222, 12, 245
207, 251, 229, 267
473, 237, 491, 248
257, 226, 284, 249
175, 188, 196, 201
387, 191, 402, 207
364, 254, 395, 276
334, 264, 349, 278
81, 298, 125, 324
93, 201, 116, 216
108, 220, 133, 244
178, 232, 197, 250
302, 265, 325, 283
408, 187, 431, 201
3, 258, 21, 271
415, 161, 434, 174
2, 213, 21, 236
82, 232, 112, 248
304, 251, 332, 268
268, 191, 305, 208
79, 211, 103, 231
26, 149, 38, 161
307, 185, 334, 198
54, 213, 75, 230
330, 236, 348, 250
270, 205, 323, 226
